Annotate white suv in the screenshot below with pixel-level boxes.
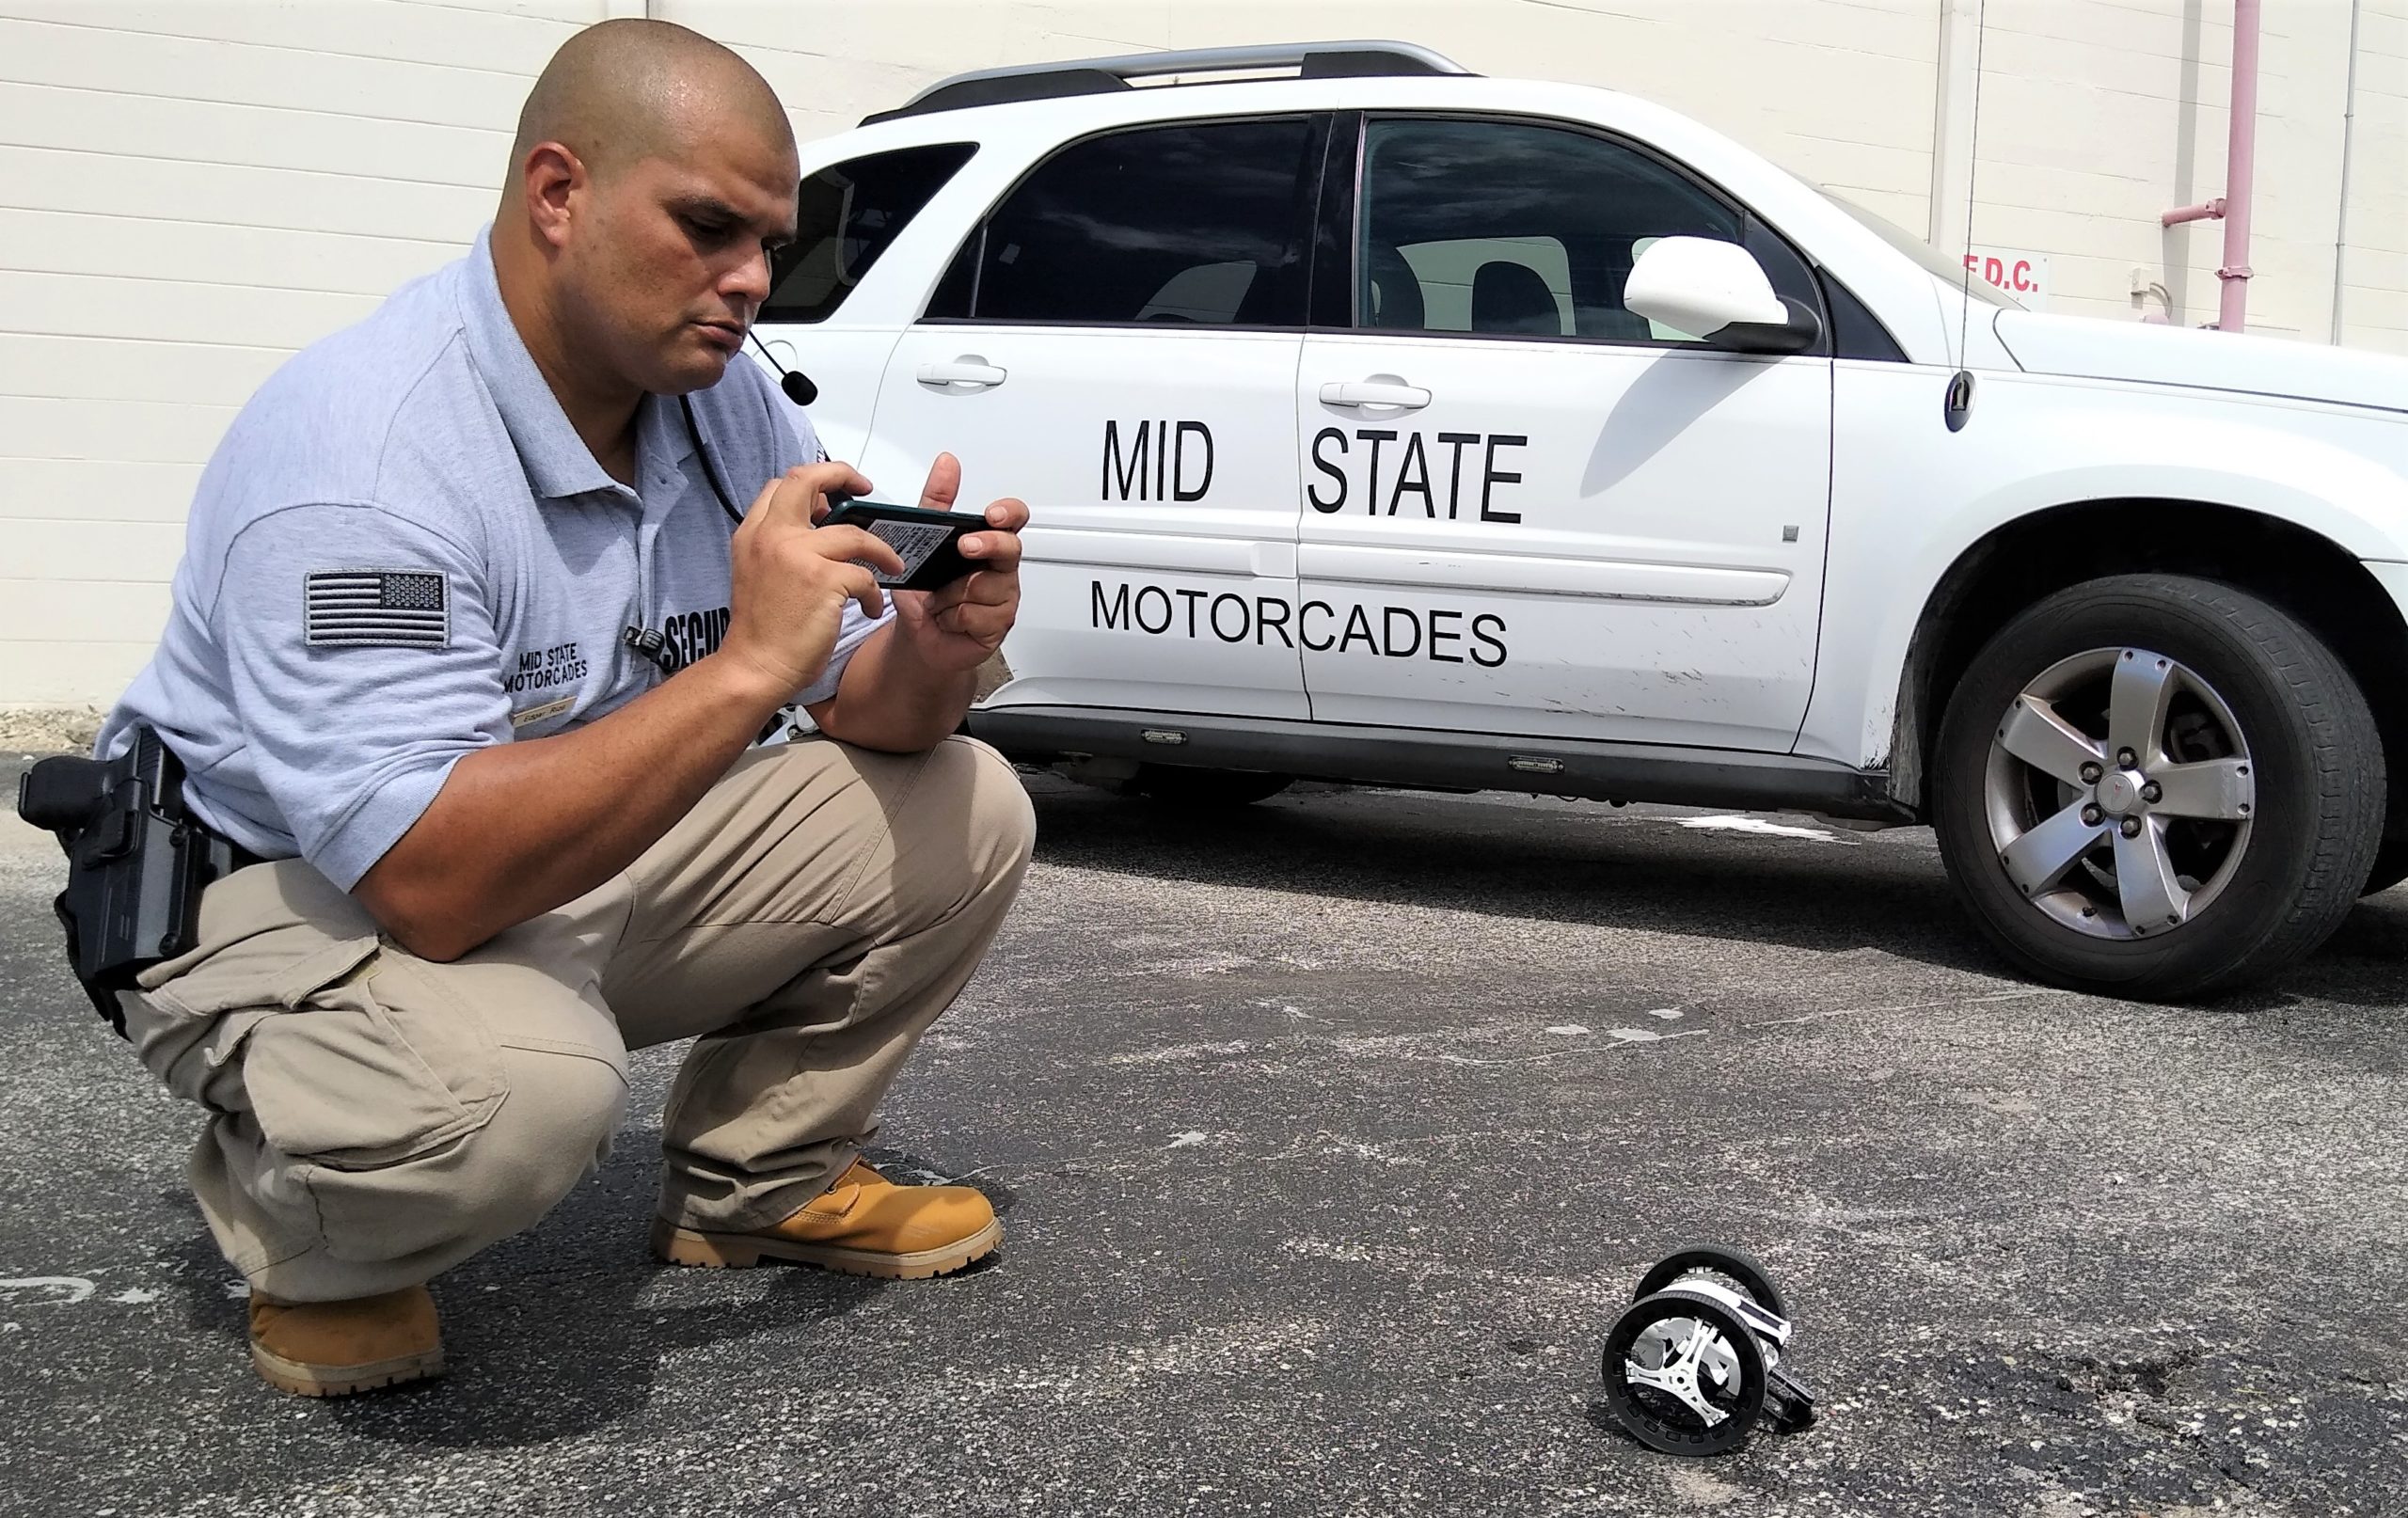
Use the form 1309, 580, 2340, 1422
755, 41, 2408, 1000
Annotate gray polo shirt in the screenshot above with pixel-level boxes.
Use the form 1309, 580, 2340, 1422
99, 228, 890, 891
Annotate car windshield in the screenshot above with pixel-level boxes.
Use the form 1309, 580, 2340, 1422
1817, 189, 2020, 309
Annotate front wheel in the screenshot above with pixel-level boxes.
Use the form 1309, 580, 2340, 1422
1931, 575, 2384, 1000
2361, 838, 2408, 898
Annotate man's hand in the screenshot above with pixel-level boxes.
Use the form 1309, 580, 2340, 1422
848, 452, 1026, 673
717, 462, 907, 703
800, 452, 1027, 752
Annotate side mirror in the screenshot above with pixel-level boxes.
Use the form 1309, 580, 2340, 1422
1625, 236, 1821, 355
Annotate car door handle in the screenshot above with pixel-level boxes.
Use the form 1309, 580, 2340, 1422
917, 358, 1007, 389
1319, 380, 1431, 410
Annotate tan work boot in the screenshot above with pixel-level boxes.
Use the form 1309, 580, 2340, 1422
651, 1159, 1001, 1279
248, 1285, 445, 1397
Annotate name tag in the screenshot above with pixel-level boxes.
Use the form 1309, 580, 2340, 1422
510, 694, 576, 730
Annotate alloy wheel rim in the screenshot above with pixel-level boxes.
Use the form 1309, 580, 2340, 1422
1983, 647, 2257, 941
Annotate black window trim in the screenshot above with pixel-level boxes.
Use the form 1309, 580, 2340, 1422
914, 111, 1336, 334
1305, 109, 1361, 330
1322, 109, 1882, 360
1816, 267, 1912, 363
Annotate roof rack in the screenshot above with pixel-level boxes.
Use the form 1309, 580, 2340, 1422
862, 40, 1474, 126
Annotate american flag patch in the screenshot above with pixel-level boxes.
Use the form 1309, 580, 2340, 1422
304, 570, 450, 648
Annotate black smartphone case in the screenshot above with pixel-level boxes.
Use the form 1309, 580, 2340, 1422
824, 500, 978, 592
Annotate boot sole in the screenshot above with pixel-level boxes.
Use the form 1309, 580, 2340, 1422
251, 1340, 445, 1398
649, 1215, 1002, 1280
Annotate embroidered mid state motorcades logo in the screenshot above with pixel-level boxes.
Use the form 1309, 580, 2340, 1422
304, 570, 451, 648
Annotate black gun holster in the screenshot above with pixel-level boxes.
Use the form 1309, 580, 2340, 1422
14, 726, 247, 1036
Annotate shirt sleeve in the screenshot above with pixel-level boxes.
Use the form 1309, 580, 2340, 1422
210, 502, 509, 890
763, 388, 892, 709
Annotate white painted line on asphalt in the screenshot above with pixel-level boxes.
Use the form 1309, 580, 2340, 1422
1425, 1030, 1710, 1066
0, 1279, 171, 1311
1106, 1039, 1254, 1066
0, 1276, 92, 1305
1675, 814, 1851, 844
1744, 987, 2057, 1029
1260, 1130, 1431, 1167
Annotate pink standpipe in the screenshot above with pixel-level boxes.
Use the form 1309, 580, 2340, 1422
2159, 0, 2260, 331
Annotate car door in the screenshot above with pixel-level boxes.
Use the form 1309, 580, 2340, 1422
1293, 115, 1834, 752
871, 115, 1327, 719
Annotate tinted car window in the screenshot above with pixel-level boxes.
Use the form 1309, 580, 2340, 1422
765, 143, 976, 324
1358, 119, 1815, 345
939, 118, 1317, 326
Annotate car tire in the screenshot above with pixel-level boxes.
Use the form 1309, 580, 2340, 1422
1931, 574, 2384, 1000
1131, 766, 1294, 808
2362, 838, 2408, 898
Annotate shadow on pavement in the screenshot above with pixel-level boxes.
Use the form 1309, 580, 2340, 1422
1024, 783, 2408, 1012
1029, 784, 1999, 978
2275, 895, 2408, 1012
148, 1131, 1014, 1451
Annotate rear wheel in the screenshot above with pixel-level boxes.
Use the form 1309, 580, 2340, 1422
1931, 575, 2383, 1000
1632, 1245, 1790, 1323
1131, 766, 1294, 808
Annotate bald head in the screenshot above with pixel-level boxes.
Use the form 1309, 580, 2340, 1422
509, 17, 791, 186
493, 18, 804, 426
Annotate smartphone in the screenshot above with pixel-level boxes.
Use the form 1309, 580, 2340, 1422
821, 498, 979, 592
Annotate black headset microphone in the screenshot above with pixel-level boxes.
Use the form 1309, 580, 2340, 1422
746, 327, 817, 407
626, 326, 826, 679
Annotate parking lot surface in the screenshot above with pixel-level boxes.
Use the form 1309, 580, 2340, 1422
3, 766, 2403, 1518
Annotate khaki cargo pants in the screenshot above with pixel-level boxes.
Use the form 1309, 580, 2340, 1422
118, 735, 1035, 1303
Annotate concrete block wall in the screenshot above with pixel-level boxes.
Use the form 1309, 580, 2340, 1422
0, 0, 579, 706
1960, 0, 2408, 340
1, 0, 2402, 709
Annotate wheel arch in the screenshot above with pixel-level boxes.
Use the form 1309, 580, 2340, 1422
1885, 499, 2408, 833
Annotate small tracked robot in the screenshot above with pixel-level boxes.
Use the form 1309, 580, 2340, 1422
1600, 1244, 1817, 1456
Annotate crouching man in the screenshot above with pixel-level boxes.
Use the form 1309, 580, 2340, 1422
90, 18, 1034, 1396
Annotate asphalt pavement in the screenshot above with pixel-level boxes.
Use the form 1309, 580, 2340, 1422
2, 760, 2402, 1518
